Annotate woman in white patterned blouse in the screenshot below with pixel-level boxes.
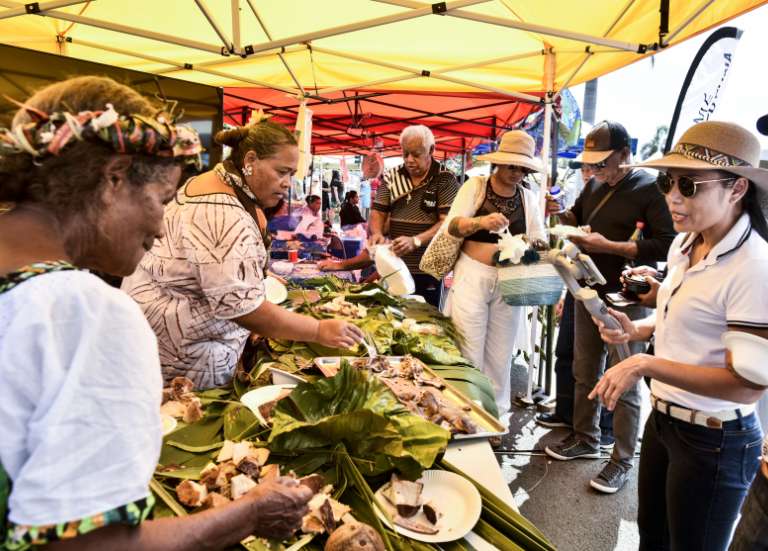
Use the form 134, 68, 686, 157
123, 120, 363, 389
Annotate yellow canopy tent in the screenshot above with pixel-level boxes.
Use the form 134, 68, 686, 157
0, 0, 764, 98
0, 0, 765, 167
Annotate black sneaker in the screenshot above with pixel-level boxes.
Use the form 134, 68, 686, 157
599, 433, 615, 450
590, 460, 631, 494
535, 412, 571, 429
544, 436, 600, 461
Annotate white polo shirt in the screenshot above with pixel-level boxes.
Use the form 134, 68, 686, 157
652, 213, 768, 412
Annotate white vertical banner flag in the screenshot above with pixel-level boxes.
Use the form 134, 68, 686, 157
294, 100, 313, 181
666, 27, 742, 152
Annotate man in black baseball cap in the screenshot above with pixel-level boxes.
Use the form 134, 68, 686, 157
543, 120, 676, 494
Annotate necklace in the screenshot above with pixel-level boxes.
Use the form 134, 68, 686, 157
486, 178, 521, 218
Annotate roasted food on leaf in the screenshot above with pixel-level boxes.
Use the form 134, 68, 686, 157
176, 480, 208, 507
231, 473, 258, 500
353, 356, 478, 435
258, 388, 294, 424
160, 400, 186, 419
318, 295, 368, 319
378, 473, 441, 535
324, 519, 385, 551
160, 376, 205, 421
202, 492, 229, 510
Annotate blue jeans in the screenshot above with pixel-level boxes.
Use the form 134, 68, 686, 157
730, 463, 768, 551
638, 409, 763, 551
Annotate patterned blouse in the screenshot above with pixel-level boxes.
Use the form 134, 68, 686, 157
122, 179, 268, 389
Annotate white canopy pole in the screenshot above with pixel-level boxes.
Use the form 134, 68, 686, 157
194, 0, 233, 52
374, 0, 645, 52
245, 0, 305, 95
155, 46, 306, 76
67, 37, 300, 93
0, 0, 89, 20
553, 0, 636, 102
242, 0, 491, 55
10, 9, 230, 55
231, 0, 241, 52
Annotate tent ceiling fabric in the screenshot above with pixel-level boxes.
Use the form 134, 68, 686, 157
0, 0, 765, 96
222, 87, 542, 156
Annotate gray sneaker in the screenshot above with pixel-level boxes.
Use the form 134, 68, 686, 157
544, 436, 600, 461
590, 460, 631, 494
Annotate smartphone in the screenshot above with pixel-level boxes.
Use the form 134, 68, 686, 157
605, 292, 640, 308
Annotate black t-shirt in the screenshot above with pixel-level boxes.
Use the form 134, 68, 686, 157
340, 202, 366, 226
571, 169, 676, 295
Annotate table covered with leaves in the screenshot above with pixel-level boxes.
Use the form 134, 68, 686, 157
153, 276, 555, 551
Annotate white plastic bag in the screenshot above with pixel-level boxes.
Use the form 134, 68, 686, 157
373, 245, 415, 296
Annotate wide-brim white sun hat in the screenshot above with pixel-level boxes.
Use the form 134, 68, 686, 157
476, 130, 544, 173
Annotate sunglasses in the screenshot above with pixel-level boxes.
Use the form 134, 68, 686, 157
656, 174, 736, 198
583, 159, 610, 170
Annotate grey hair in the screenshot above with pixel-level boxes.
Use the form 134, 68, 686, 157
399, 125, 435, 151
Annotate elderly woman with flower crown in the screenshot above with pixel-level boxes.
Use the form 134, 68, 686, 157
436, 130, 546, 423
0, 76, 313, 550
590, 121, 768, 551
122, 112, 363, 390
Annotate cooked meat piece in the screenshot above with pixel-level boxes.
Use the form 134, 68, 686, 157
183, 396, 204, 423
232, 442, 255, 465
258, 389, 293, 423
236, 457, 261, 479
160, 400, 186, 419
418, 390, 441, 417
423, 502, 441, 525
299, 474, 326, 494
199, 463, 220, 490
380, 379, 420, 402
161, 388, 174, 405
319, 499, 336, 533
201, 492, 230, 510
216, 440, 234, 463
384, 474, 423, 515
176, 480, 207, 507
393, 513, 440, 535
259, 463, 280, 481
324, 521, 385, 551
230, 474, 257, 500
214, 461, 238, 489
170, 377, 195, 399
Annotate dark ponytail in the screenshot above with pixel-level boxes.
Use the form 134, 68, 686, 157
744, 182, 768, 242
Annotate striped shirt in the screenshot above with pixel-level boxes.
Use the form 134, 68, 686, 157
372, 161, 459, 273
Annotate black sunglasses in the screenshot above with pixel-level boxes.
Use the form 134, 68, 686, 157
656, 174, 736, 198
583, 159, 610, 170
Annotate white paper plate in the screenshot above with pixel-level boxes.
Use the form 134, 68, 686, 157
374, 470, 481, 543
265, 276, 288, 304
161, 414, 178, 436
549, 224, 587, 238
268, 366, 307, 385
240, 384, 296, 425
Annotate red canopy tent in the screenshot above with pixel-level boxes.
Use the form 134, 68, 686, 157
223, 87, 544, 157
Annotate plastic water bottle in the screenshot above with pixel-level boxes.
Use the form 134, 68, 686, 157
548, 186, 565, 213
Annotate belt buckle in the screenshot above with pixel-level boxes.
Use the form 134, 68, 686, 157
706, 416, 722, 429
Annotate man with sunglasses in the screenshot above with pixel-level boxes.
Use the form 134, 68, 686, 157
543, 121, 676, 494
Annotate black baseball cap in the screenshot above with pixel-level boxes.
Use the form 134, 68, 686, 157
576, 120, 631, 164
757, 114, 768, 136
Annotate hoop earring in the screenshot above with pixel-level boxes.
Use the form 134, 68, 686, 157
243, 165, 253, 177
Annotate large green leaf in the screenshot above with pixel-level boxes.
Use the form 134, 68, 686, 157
268, 364, 449, 478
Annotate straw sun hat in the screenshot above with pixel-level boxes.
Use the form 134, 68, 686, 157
629, 120, 768, 191
477, 130, 544, 173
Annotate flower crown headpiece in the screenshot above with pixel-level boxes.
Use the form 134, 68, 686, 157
0, 102, 204, 169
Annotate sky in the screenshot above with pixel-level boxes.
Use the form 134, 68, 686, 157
569, 3, 768, 155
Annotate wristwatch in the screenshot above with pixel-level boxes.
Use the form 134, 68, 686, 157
412, 236, 422, 248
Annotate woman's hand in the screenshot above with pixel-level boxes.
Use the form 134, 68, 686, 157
315, 319, 365, 349
317, 259, 342, 272
588, 354, 653, 410
480, 213, 509, 233
592, 308, 639, 344
248, 478, 314, 540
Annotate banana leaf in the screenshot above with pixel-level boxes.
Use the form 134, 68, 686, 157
269, 364, 450, 479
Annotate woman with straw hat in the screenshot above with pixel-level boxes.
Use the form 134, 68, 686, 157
439, 130, 546, 424
590, 120, 768, 550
